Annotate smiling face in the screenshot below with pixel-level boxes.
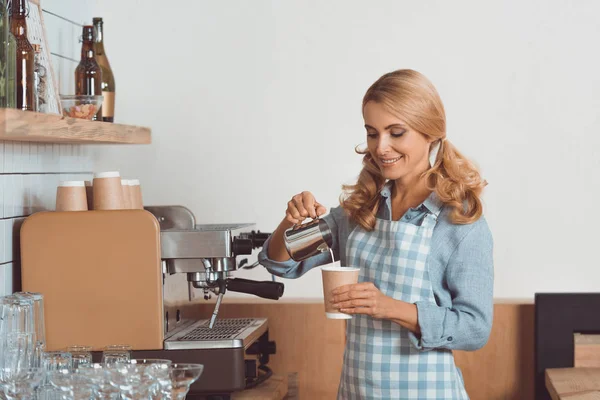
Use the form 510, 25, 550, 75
363, 101, 433, 182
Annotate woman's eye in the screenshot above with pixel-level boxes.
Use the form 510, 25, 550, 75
367, 133, 377, 139
391, 131, 406, 138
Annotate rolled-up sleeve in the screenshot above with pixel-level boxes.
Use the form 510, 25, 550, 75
409, 218, 494, 351
257, 206, 345, 279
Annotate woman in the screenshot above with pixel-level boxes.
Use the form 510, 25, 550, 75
258, 69, 493, 399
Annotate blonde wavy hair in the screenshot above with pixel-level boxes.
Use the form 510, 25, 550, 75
341, 69, 487, 231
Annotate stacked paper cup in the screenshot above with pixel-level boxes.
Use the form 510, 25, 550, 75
56, 181, 88, 211
93, 171, 124, 210
57, 172, 144, 211
121, 179, 132, 209
129, 179, 143, 209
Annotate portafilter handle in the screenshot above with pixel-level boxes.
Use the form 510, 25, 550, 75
226, 278, 284, 300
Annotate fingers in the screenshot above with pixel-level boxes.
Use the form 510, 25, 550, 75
331, 282, 376, 295
315, 202, 327, 217
285, 211, 301, 225
331, 287, 375, 304
339, 306, 372, 315
333, 298, 375, 310
286, 199, 303, 223
286, 191, 326, 223
302, 192, 318, 219
293, 193, 310, 219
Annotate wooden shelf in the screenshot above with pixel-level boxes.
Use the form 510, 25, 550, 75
0, 108, 151, 144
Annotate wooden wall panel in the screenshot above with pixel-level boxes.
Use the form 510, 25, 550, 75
454, 303, 535, 400
184, 301, 535, 400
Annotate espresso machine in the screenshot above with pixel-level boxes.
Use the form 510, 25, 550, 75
19, 205, 283, 399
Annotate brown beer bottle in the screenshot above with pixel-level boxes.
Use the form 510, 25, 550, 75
75, 25, 102, 120
9, 0, 35, 111
93, 17, 115, 122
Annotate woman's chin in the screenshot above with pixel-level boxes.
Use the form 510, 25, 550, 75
380, 168, 404, 180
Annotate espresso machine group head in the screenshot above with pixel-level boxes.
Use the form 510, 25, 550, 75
146, 206, 283, 328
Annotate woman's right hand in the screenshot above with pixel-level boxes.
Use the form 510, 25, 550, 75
285, 191, 328, 225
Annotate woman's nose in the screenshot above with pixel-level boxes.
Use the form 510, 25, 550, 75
376, 135, 391, 155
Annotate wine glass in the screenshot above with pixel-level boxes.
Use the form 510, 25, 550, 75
105, 363, 158, 400
0, 367, 45, 400
77, 363, 119, 399
47, 369, 96, 400
167, 364, 204, 400
130, 359, 172, 399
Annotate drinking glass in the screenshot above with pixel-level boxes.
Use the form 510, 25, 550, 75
42, 352, 73, 376
0, 296, 35, 373
101, 345, 132, 366
66, 346, 92, 370
12, 293, 46, 368
1, 332, 34, 373
0, 296, 35, 335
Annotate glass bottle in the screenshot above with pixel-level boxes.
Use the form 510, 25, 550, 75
32, 43, 46, 112
1, 0, 16, 108
75, 25, 102, 120
93, 17, 115, 122
0, 0, 9, 107
9, 0, 35, 111
6, 30, 16, 108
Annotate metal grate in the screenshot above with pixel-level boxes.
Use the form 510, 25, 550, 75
178, 318, 255, 341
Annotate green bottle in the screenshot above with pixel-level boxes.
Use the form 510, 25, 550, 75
7, 32, 16, 107
6, 30, 16, 107
0, 0, 7, 107
0, 0, 10, 107
0, 0, 15, 107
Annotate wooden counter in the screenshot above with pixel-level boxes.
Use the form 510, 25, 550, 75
232, 374, 291, 400
545, 368, 600, 399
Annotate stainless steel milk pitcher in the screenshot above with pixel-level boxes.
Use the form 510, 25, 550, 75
283, 217, 333, 261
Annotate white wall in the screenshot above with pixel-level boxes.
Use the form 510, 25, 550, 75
0, 0, 97, 296
91, 0, 600, 300
42, 0, 98, 95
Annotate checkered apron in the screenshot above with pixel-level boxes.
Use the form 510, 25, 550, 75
337, 211, 469, 400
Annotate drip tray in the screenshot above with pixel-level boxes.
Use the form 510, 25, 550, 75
164, 317, 268, 350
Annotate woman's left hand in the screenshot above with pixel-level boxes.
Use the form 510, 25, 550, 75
331, 282, 396, 319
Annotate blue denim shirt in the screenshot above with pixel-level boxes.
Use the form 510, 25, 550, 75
258, 183, 494, 352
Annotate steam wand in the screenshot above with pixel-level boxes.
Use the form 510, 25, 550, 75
209, 279, 227, 329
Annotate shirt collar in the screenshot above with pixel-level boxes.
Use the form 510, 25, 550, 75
380, 181, 444, 216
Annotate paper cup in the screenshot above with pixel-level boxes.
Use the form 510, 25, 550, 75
121, 179, 132, 209
321, 261, 360, 319
56, 181, 88, 211
84, 180, 93, 210
93, 171, 124, 210
129, 179, 143, 210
